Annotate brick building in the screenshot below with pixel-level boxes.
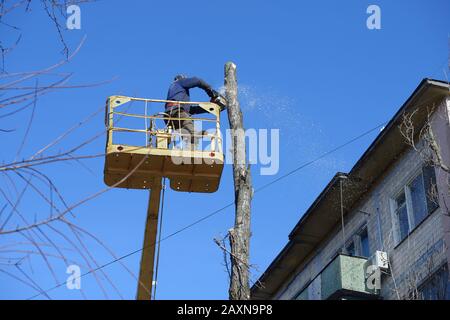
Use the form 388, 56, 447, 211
251, 79, 450, 300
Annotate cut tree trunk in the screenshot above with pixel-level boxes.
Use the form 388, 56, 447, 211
224, 62, 253, 300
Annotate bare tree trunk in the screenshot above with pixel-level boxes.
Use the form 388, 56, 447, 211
224, 62, 253, 300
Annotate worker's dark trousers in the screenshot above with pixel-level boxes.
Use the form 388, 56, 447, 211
165, 109, 200, 149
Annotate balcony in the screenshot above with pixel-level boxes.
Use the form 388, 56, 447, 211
296, 254, 379, 300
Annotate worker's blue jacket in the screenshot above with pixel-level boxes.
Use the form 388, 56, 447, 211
165, 77, 213, 115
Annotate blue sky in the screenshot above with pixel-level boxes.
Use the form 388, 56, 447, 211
1, 0, 449, 299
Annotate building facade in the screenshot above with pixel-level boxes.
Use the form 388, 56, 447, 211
251, 79, 450, 300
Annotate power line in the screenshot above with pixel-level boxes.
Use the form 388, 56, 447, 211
254, 122, 387, 193
27, 121, 386, 300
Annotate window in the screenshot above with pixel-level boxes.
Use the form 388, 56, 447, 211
346, 241, 355, 256
393, 166, 438, 243
410, 173, 428, 226
423, 165, 439, 213
395, 192, 409, 241
419, 265, 449, 300
343, 226, 370, 258
359, 228, 370, 258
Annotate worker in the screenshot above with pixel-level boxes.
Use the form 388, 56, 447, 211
165, 74, 225, 148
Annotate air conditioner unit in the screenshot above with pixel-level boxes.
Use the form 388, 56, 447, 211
372, 251, 389, 270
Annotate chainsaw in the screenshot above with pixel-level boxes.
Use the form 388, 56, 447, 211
211, 94, 228, 111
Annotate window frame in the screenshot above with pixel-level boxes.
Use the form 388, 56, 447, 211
358, 227, 371, 258
342, 224, 370, 258
394, 190, 409, 241
345, 239, 356, 256
418, 264, 449, 300
390, 165, 439, 246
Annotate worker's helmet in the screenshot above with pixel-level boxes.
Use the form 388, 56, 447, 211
174, 74, 187, 81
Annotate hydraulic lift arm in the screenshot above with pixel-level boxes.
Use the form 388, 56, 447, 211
136, 177, 162, 300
